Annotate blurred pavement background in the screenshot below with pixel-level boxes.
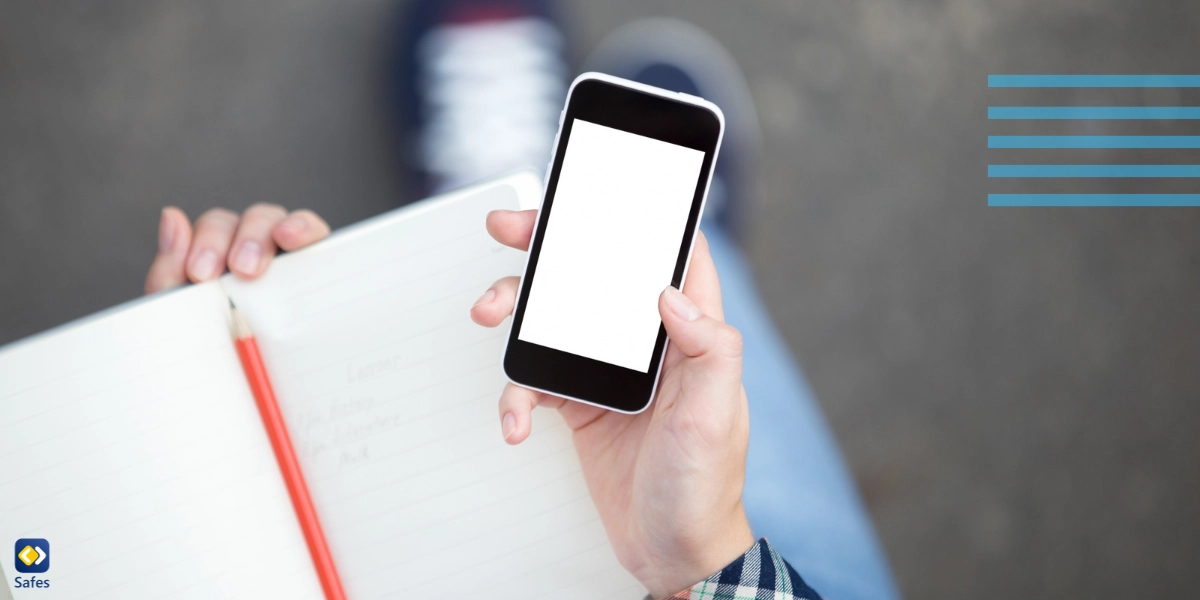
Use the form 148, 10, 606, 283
2, 0, 1199, 597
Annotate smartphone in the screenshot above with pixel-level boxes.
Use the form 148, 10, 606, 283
503, 72, 725, 414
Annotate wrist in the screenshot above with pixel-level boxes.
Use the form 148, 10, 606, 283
638, 507, 756, 599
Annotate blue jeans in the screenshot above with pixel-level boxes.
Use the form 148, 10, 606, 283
704, 225, 901, 600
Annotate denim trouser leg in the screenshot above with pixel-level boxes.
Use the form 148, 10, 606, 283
702, 225, 901, 600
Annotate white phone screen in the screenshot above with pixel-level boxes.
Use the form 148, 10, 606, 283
518, 118, 706, 372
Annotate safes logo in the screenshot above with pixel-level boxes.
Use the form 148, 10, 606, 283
14, 539, 48, 573
13, 539, 51, 590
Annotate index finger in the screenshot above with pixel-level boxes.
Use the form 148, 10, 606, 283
273, 209, 331, 252
486, 209, 536, 251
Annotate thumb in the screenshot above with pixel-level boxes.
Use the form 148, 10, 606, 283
659, 286, 744, 364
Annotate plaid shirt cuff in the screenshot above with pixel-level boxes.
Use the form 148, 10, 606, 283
664, 538, 822, 600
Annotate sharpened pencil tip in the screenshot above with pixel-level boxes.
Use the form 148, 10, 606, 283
227, 298, 252, 339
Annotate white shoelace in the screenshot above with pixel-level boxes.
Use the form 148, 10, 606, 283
417, 17, 567, 192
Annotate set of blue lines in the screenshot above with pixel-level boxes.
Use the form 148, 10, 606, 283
988, 75, 1200, 207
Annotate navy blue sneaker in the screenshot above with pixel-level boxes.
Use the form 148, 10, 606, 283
586, 19, 761, 238
397, 0, 571, 195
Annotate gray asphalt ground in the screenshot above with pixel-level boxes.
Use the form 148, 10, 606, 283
3, 1, 1200, 598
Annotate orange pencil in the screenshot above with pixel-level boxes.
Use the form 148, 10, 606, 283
230, 302, 347, 600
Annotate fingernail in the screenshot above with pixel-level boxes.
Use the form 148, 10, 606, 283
664, 286, 702, 321
158, 209, 175, 254
502, 412, 517, 441
473, 289, 496, 308
190, 250, 220, 280
231, 241, 262, 275
278, 215, 306, 236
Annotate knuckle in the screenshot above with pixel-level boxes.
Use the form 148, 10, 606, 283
196, 208, 239, 229
717, 324, 744, 359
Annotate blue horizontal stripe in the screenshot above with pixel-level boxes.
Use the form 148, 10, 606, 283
989, 75, 1200, 88
989, 136, 1200, 149
988, 165, 1200, 177
988, 106, 1200, 119
989, 194, 1200, 207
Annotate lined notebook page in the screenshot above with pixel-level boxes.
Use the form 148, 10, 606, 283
223, 174, 645, 599
0, 283, 323, 600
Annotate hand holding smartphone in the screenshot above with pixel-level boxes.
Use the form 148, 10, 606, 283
502, 72, 725, 413
471, 74, 751, 596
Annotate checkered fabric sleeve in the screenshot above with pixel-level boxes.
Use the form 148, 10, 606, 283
663, 538, 822, 600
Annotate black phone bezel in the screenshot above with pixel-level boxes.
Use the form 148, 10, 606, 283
503, 77, 722, 413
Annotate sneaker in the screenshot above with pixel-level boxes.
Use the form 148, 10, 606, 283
397, 0, 571, 195
586, 18, 761, 237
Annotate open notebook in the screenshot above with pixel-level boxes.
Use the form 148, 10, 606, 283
0, 173, 644, 600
